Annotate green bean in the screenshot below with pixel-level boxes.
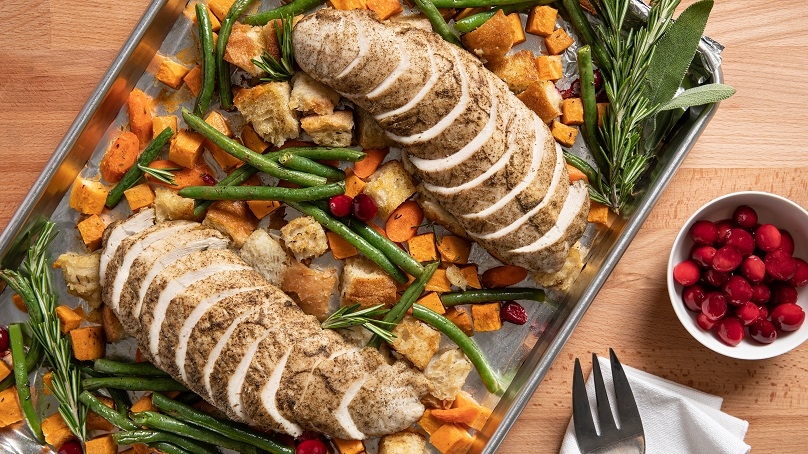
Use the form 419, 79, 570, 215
440, 288, 545, 306
412, 304, 505, 394
151, 392, 294, 454
279, 153, 346, 180
576, 45, 608, 178
152, 442, 194, 454
193, 3, 216, 117
217, 0, 256, 110
244, 0, 326, 25
82, 376, 188, 392
93, 358, 170, 377
347, 219, 426, 279
454, 0, 551, 33
131, 411, 259, 454
563, 151, 599, 186
413, 0, 462, 46
562, 0, 611, 73
106, 127, 174, 208
288, 202, 408, 283
430, 0, 535, 7
115, 430, 217, 454
183, 109, 326, 187
79, 391, 138, 431
265, 147, 366, 162
180, 181, 345, 203
368, 262, 439, 348
108, 388, 133, 416
9, 324, 43, 443
0, 337, 42, 392
193, 164, 259, 217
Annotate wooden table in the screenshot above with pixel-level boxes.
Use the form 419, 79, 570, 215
1, 0, 807, 452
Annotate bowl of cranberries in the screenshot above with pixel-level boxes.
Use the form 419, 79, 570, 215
668, 192, 808, 359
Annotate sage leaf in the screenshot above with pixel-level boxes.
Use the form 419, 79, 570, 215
658, 83, 736, 111
646, 0, 713, 108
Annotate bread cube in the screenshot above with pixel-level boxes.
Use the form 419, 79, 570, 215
341, 256, 398, 308
379, 432, 427, 454
70, 326, 105, 360
203, 200, 258, 247
355, 106, 391, 149
472, 302, 502, 332
327, 231, 359, 260
597, 102, 609, 127
234, 82, 300, 147
156, 58, 191, 89
124, 183, 155, 211
545, 27, 574, 55
507, 13, 526, 45
391, 315, 441, 370
77, 215, 106, 251
366, 0, 404, 20
282, 261, 338, 321
152, 115, 178, 139
154, 187, 196, 222
517, 80, 562, 123
207, 0, 235, 22
438, 235, 471, 264
241, 123, 270, 153
224, 22, 267, 76
53, 252, 102, 308
525, 5, 557, 36
280, 215, 329, 261
460, 10, 514, 63
55, 306, 82, 334
561, 98, 584, 125
364, 160, 417, 220
425, 348, 473, 400
240, 229, 289, 286
551, 120, 579, 147
301, 111, 354, 147
127, 88, 154, 146
183, 64, 203, 96
407, 233, 438, 262
536, 55, 563, 81
535, 244, 583, 291
69, 178, 109, 215
487, 50, 540, 93
290, 72, 341, 116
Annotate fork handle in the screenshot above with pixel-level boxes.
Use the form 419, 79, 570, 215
587, 436, 645, 454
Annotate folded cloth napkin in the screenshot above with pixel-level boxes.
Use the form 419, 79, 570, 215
559, 356, 751, 454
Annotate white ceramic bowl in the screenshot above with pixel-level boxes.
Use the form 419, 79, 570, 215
667, 191, 808, 360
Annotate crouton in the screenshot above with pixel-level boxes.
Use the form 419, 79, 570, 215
487, 50, 540, 94
55, 306, 83, 333
536, 55, 563, 81
280, 215, 329, 261
204, 111, 241, 171
517, 80, 562, 124
69, 177, 109, 215
341, 256, 398, 308
54, 251, 102, 308
183, 64, 203, 96
407, 233, 438, 262
124, 183, 155, 211
240, 229, 289, 286
241, 123, 270, 153
223, 22, 266, 76
545, 27, 574, 55
203, 200, 258, 247
207, 0, 235, 21
300, 111, 354, 147
333, 438, 366, 454
525, 5, 557, 36
102, 305, 128, 343
416, 292, 445, 315
424, 349, 473, 400
70, 326, 105, 361
364, 160, 417, 220
391, 315, 441, 370
551, 120, 578, 147
78, 215, 107, 251
355, 106, 392, 149
416, 191, 469, 239
535, 244, 582, 290
289, 72, 341, 116
327, 231, 359, 260
156, 58, 191, 89
127, 88, 154, 146
366, 0, 404, 20
561, 98, 584, 125
444, 306, 473, 336
507, 13, 526, 45
101, 132, 140, 183
153, 115, 178, 139
379, 432, 427, 454
234, 82, 300, 147
282, 261, 338, 321
460, 10, 513, 63
445, 264, 468, 290
154, 187, 196, 222
471, 303, 502, 332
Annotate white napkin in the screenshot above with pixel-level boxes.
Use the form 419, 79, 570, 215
559, 356, 751, 454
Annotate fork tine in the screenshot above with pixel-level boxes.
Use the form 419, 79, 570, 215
591, 352, 618, 434
609, 348, 644, 434
572, 357, 598, 450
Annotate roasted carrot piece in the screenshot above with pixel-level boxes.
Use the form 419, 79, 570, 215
481, 265, 528, 288
146, 159, 215, 189
566, 163, 589, 184
431, 406, 481, 424
100, 131, 140, 183
127, 88, 154, 146
385, 200, 424, 242
353, 147, 388, 179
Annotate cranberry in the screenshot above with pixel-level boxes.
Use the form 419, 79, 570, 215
712, 246, 742, 272
689, 220, 719, 245
716, 317, 745, 346
296, 431, 321, 442
754, 224, 782, 252
328, 194, 353, 218
702, 292, 728, 321
725, 228, 755, 256
740, 255, 766, 283
0, 326, 8, 352
722, 275, 752, 306
592, 69, 604, 92
58, 440, 83, 454
691, 245, 717, 268
500, 301, 528, 325
673, 260, 701, 286
703, 269, 730, 287
777, 230, 795, 255
697, 312, 718, 330
735, 302, 760, 326
559, 78, 581, 99
787, 258, 808, 287
200, 173, 217, 185
757, 305, 769, 320
764, 249, 797, 281
750, 284, 772, 304
715, 219, 734, 245
351, 194, 378, 221
770, 284, 798, 306
296, 439, 328, 454
749, 319, 778, 344
732, 205, 758, 230
682, 285, 708, 312
770, 303, 806, 332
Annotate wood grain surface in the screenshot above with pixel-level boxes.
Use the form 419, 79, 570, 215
1, 0, 807, 452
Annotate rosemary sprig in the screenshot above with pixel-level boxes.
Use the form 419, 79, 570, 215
322, 304, 397, 343
139, 163, 179, 186
252, 16, 295, 82
0, 221, 87, 441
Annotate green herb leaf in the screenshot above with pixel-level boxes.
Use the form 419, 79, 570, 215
658, 83, 737, 111
252, 16, 295, 82
645, 0, 713, 109
139, 164, 179, 186
322, 304, 397, 342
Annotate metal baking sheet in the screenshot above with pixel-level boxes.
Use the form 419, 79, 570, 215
0, 0, 723, 452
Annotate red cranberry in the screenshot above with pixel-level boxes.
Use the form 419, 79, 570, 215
697, 312, 718, 330
732, 205, 758, 229
757, 305, 769, 320
673, 260, 701, 286
750, 284, 772, 304
722, 275, 752, 306
691, 245, 717, 268
0, 326, 8, 352
712, 246, 742, 272
58, 440, 83, 454
328, 194, 353, 218
703, 269, 730, 287
776, 229, 795, 255
740, 255, 766, 283
592, 69, 604, 92
559, 78, 581, 99
296, 439, 328, 454
725, 228, 755, 256
351, 194, 378, 221
200, 173, 217, 186
715, 219, 734, 245
770, 284, 798, 306
702, 292, 728, 321
682, 285, 708, 312
500, 301, 528, 325
754, 224, 782, 252
749, 319, 777, 344
735, 302, 760, 326
689, 220, 719, 245
764, 249, 797, 281
716, 317, 745, 346
787, 258, 808, 287
770, 303, 806, 332
296, 431, 321, 442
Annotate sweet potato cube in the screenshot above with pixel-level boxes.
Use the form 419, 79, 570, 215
487, 50, 540, 93
444, 306, 474, 336
472, 302, 502, 332
190, 4, 222, 32
507, 13, 526, 45
102, 305, 127, 343
425, 268, 452, 293
43, 413, 73, 448
468, 406, 492, 431
417, 292, 446, 315
85, 435, 117, 454
536, 55, 563, 81
328, 0, 367, 10
153, 115, 178, 139
545, 27, 574, 55
454, 7, 486, 20
333, 438, 366, 454
207, 0, 235, 21
0, 388, 22, 428
430, 424, 474, 454
551, 120, 578, 147
451, 391, 481, 411
86, 396, 115, 431
407, 233, 438, 262
597, 102, 609, 127
56, 305, 83, 333
101, 131, 140, 183
438, 236, 471, 264
327, 231, 359, 260
247, 200, 282, 219
588, 200, 611, 225
345, 170, 367, 198
169, 130, 205, 169
69, 178, 109, 215
203, 200, 258, 247
561, 98, 584, 125
517, 80, 562, 124
12, 294, 27, 313
124, 183, 156, 211
70, 326, 105, 360
204, 111, 241, 171
366, 0, 403, 20
183, 64, 203, 96
460, 265, 482, 289
127, 88, 154, 146
156, 58, 191, 89
432, 406, 481, 425
460, 10, 514, 63
418, 409, 444, 435
131, 394, 157, 413
241, 124, 269, 153
525, 5, 557, 37
77, 215, 107, 251
0, 362, 9, 384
